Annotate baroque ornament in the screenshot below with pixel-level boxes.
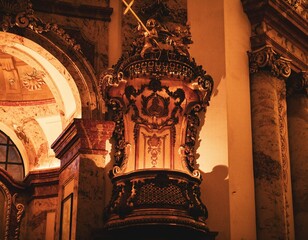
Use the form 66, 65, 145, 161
287, 71, 308, 96
0, 180, 25, 240
248, 45, 292, 79
0, 0, 81, 51
101, 0, 215, 237
22, 68, 46, 91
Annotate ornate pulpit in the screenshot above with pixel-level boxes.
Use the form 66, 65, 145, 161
100, 11, 217, 239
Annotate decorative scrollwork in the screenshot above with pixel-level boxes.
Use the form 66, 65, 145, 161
182, 103, 203, 173
0, 181, 11, 240
104, 171, 208, 222
103, 11, 213, 234
248, 45, 292, 80
283, 0, 301, 8
107, 98, 128, 177
0, 180, 25, 240
12, 193, 25, 240
0, 0, 81, 51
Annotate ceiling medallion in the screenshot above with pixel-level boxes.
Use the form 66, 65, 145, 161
22, 68, 46, 91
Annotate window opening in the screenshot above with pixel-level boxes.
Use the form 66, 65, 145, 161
0, 130, 24, 181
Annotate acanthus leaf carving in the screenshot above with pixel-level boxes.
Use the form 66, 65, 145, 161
287, 71, 308, 96
248, 45, 292, 80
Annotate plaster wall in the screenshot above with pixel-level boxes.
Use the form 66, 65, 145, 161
188, 0, 256, 239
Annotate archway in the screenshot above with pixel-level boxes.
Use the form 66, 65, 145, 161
0, 31, 84, 174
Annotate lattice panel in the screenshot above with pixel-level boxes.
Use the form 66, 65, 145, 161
136, 182, 187, 206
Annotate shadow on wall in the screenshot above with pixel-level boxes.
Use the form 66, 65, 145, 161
201, 165, 230, 240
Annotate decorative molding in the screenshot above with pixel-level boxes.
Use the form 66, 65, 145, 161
51, 119, 115, 166
102, 9, 214, 236
242, 0, 308, 72
0, 181, 11, 240
0, 170, 26, 240
282, 0, 307, 16
22, 68, 46, 91
104, 170, 209, 231
277, 79, 292, 239
12, 193, 25, 239
248, 45, 292, 79
31, 0, 113, 21
287, 71, 308, 96
0, 0, 82, 52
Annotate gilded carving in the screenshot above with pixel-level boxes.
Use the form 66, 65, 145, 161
182, 103, 203, 173
107, 98, 127, 176
12, 193, 24, 240
0, 181, 24, 240
104, 171, 208, 228
283, 0, 302, 9
0, 181, 11, 240
101, 13, 213, 174
147, 134, 161, 167
102, 2, 213, 234
249, 46, 292, 79
142, 94, 169, 118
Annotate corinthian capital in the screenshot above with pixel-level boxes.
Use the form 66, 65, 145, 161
287, 71, 308, 96
248, 46, 292, 79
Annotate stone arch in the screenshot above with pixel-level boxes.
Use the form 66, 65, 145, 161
16, 28, 103, 119
0, 27, 102, 173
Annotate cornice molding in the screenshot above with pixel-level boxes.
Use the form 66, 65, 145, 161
248, 45, 292, 79
242, 0, 308, 72
282, 0, 307, 16
0, 168, 26, 191
51, 119, 115, 159
31, 0, 113, 21
0, 0, 82, 52
23, 167, 59, 186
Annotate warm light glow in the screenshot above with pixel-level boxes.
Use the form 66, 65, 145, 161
13, 43, 77, 120
0, 32, 82, 120
36, 115, 62, 146
0, 32, 82, 172
197, 79, 229, 175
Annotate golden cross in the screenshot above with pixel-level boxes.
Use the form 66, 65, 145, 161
122, 0, 150, 35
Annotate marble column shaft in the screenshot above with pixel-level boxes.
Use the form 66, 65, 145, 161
249, 46, 294, 240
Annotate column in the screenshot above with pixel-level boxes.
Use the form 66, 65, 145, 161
249, 46, 295, 240
286, 72, 308, 240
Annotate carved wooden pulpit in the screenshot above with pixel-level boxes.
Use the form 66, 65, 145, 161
100, 9, 217, 239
